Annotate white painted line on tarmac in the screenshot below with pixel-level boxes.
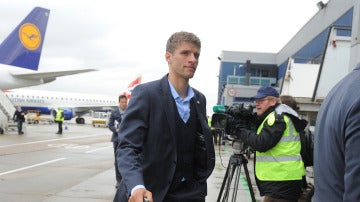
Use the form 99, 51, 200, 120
85, 145, 112, 153
0, 134, 106, 148
0, 157, 66, 177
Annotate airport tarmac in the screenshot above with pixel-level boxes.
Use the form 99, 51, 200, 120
0, 121, 271, 202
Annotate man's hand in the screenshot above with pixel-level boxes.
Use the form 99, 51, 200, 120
128, 188, 153, 202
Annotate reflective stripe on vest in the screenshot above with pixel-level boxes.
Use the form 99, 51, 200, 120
255, 112, 304, 181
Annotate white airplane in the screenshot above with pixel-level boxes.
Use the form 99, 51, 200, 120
3, 76, 142, 124
0, 7, 95, 90
3, 88, 118, 124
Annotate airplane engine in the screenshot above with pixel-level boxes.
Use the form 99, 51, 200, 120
62, 108, 74, 121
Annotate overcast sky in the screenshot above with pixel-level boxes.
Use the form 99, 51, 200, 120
0, 0, 321, 114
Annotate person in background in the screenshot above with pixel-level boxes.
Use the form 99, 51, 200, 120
314, 63, 360, 201
108, 94, 128, 189
54, 107, 64, 135
234, 86, 305, 202
279, 95, 299, 111
13, 105, 25, 135
279, 95, 311, 200
114, 31, 215, 202
207, 115, 217, 145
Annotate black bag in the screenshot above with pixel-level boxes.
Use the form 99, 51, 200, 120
299, 127, 314, 167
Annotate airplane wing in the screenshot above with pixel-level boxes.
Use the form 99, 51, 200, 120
11, 69, 97, 82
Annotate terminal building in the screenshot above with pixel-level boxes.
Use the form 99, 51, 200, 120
216, 0, 360, 125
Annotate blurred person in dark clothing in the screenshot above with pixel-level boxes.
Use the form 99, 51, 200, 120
108, 94, 128, 188
13, 105, 25, 135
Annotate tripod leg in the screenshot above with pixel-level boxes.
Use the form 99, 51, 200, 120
217, 159, 232, 202
242, 161, 256, 202
218, 154, 256, 202
231, 165, 241, 202
223, 162, 237, 202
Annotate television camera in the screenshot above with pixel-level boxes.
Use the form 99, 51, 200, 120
211, 103, 257, 155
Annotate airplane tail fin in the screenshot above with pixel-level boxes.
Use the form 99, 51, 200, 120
0, 7, 50, 70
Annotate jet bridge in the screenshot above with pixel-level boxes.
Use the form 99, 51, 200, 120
280, 26, 352, 122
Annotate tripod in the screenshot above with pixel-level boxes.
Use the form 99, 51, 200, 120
217, 148, 256, 202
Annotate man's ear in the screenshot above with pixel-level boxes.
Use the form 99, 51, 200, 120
270, 99, 278, 106
165, 52, 171, 63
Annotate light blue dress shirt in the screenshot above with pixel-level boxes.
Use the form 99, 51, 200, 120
168, 80, 195, 123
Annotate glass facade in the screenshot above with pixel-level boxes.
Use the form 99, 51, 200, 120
226, 76, 277, 86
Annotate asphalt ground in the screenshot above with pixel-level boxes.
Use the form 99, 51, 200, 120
1, 121, 313, 201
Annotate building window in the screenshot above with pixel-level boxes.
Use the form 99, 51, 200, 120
227, 76, 239, 84
250, 78, 260, 85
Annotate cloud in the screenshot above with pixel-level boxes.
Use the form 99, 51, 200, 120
0, 0, 320, 114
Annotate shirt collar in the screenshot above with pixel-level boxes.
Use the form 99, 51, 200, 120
168, 80, 194, 101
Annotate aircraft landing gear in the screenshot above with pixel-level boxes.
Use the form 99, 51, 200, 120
75, 117, 85, 124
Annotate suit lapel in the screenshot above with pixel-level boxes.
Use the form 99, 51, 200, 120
159, 76, 177, 138
192, 91, 205, 121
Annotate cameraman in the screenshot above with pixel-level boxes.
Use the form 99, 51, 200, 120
234, 86, 305, 202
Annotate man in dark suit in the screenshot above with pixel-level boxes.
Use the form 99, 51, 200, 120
108, 94, 128, 188
114, 31, 215, 202
314, 63, 360, 201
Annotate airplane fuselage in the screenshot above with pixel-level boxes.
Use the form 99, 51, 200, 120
4, 89, 118, 122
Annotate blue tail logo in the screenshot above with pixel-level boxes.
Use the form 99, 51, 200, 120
0, 7, 50, 70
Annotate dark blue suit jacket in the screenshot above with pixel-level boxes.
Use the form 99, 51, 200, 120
108, 108, 122, 142
115, 75, 215, 201
314, 64, 360, 201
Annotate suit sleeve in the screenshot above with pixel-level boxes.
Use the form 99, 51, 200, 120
194, 93, 215, 182
108, 110, 116, 133
117, 85, 149, 193
344, 101, 360, 200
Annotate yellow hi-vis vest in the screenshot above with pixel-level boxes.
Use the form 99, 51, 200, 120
55, 109, 64, 122
208, 117, 214, 130
255, 112, 304, 181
